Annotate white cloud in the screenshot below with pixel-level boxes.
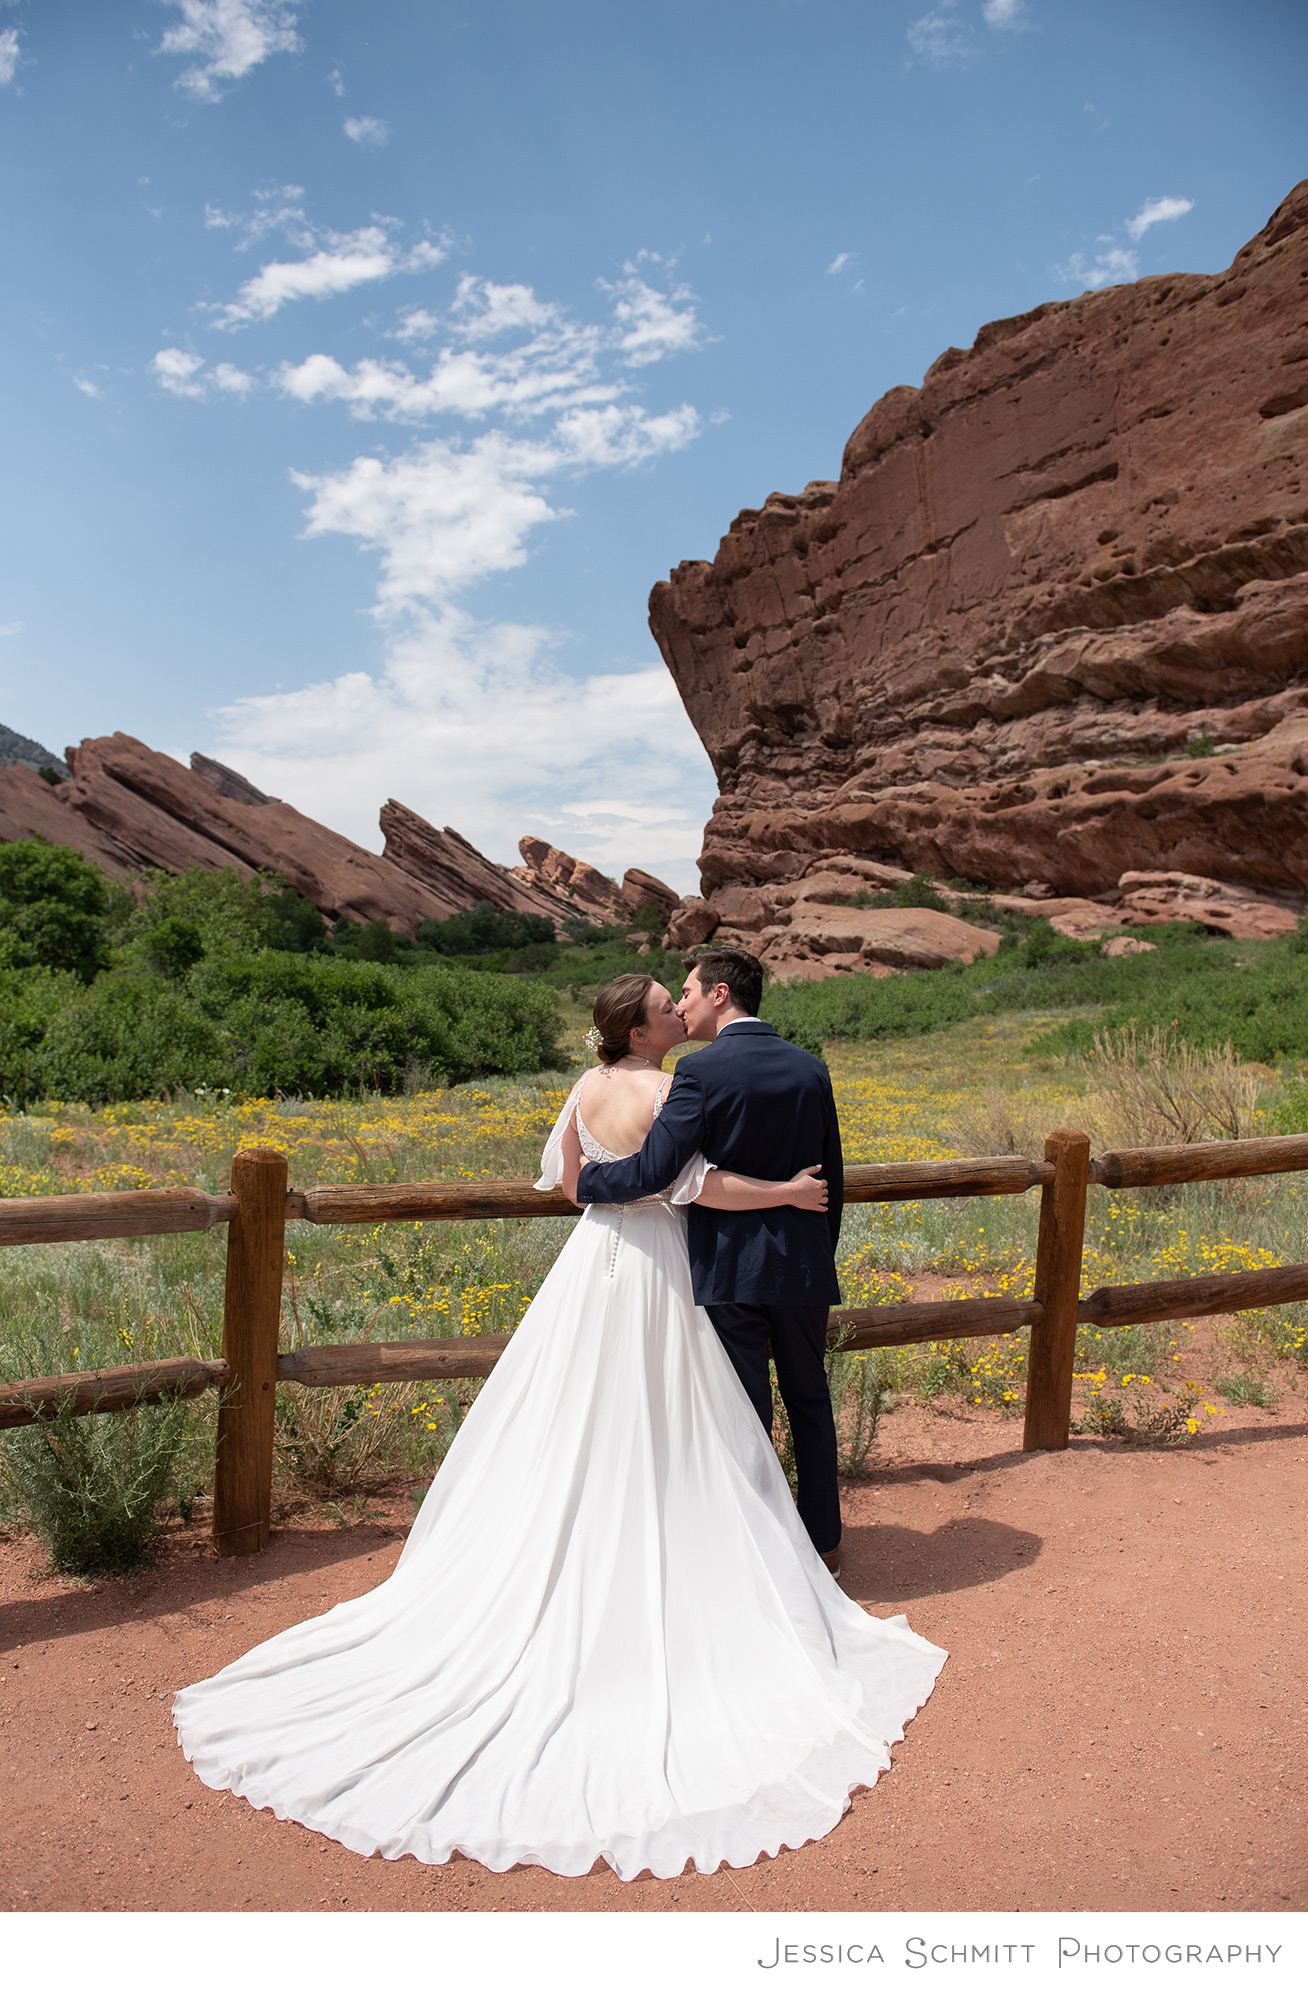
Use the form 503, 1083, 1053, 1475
157, 1, 301, 104
151, 348, 256, 398
211, 612, 716, 890
1126, 194, 1194, 241
826, 252, 855, 276
326, 66, 345, 97
1058, 195, 1194, 293
151, 348, 208, 398
1056, 242, 1139, 290
73, 375, 107, 401
343, 115, 389, 149
182, 238, 714, 888
982, 0, 1027, 27
292, 436, 564, 608
0, 26, 20, 87
907, 3, 976, 67
599, 273, 702, 363
276, 272, 704, 426
211, 223, 449, 327
394, 307, 440, 344
210, 361, 254, 394
0, 620, 22, 640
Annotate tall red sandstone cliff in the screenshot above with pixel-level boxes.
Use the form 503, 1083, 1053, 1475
651, 182, 1308, 968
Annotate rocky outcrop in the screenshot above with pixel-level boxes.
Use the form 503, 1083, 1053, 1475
59, 735, 456, 931
379, 801, 575, 927
650, 181, 1308, 973
620, 867, 679, 925
512, 838, 627, 925
0, 730, 649, 940
1115, 870, 1299, 939
0, 760, 137, 874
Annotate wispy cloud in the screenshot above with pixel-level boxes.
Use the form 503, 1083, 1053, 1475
276, 272, 706, 427
150, 348, 255, 398
982, 0, 1027, 28
156, 1, 301, 103
1057, 242, 1140, 290
906, 2, 976, 68
826, 252, 856, 276
0, 26, 21, 88
1058, 193, 1194, 291
1126, 194, 1194, 241
178, 221, 716, 886
211, 221, 450, 327
73, 375, 107, 401
212, 612, 715, 888
343, 115, 389, 149
0, 620, 23, 641
326, 66, 345, 98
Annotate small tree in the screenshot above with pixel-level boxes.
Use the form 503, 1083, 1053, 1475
0, 839, 111, 981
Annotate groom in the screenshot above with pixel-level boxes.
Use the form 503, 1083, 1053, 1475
576, 946, 845, 1571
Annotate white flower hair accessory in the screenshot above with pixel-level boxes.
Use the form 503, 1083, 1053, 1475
583, 1025, 603, 1057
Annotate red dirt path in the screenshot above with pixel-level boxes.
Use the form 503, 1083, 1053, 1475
2, 1383, 1305, 1915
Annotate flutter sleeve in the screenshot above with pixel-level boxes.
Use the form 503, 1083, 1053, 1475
654, 1076, 716, 1205
534, 1079, 585, 1191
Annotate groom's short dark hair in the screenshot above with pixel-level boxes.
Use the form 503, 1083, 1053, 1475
686, 946, 764, 1017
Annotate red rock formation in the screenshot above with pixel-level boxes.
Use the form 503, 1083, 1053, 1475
620, 867, 679, 925
379, 801, 574, 927
650, 182, 1308, 970
0, 762, 138, 875
512, 838, 627, 925
0, 732, 647, 941
56, 735, 454, 931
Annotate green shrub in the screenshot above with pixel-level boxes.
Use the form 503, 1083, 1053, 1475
416, 902, 556, 957
0, 952, 563, 1104
117, 865, 327, 960
765, 927, 1308, 1065
3, 1394, 190, 1574
0, 838, 112, 981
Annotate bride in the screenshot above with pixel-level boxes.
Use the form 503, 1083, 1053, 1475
173, 973, 946, 1881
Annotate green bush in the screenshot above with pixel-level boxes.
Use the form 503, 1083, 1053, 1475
0, 952, 563, 1104
765, 926, 1308, 1064
0, 838, 112, 981
4, 1394, 189, 1574
416, 902, 556, 956
116, 864, 327, 961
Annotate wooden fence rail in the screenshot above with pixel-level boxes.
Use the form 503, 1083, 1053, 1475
3, 1129, 1307, 1554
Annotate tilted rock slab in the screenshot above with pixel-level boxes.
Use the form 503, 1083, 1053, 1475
649, 180, 1308, 969
0, 731, 642, 939
58, 735, 456, 931
379, 800, 578, 928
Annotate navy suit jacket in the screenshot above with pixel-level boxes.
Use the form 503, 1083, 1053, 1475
574, 1020, 844, 1306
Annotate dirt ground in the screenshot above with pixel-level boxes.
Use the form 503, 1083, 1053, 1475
2, 1341, 1305, 1916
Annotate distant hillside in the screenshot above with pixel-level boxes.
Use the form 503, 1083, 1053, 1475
0, 723, 68, 779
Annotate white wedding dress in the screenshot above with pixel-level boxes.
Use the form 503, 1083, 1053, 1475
173, 1082, 946, 1879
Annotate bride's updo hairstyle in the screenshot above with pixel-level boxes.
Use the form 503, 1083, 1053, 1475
591, 972, 655, 1064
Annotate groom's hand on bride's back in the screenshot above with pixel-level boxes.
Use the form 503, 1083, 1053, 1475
786, 1165, 828, 1211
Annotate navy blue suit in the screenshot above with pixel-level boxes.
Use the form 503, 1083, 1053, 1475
576, 1020, 845, 1553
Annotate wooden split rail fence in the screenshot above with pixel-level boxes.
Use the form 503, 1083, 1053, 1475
3, 1130, 1308, 1557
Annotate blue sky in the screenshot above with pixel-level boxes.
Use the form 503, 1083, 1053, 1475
0, 0, 1304, 892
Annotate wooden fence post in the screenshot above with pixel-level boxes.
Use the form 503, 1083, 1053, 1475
1023, 1128, 1090, 1453
212, 1148, 288, 1557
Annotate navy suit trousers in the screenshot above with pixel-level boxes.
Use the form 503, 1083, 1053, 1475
705, 1300, 842, 1556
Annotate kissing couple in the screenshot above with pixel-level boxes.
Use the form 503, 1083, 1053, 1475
174, 947, 946, 1881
